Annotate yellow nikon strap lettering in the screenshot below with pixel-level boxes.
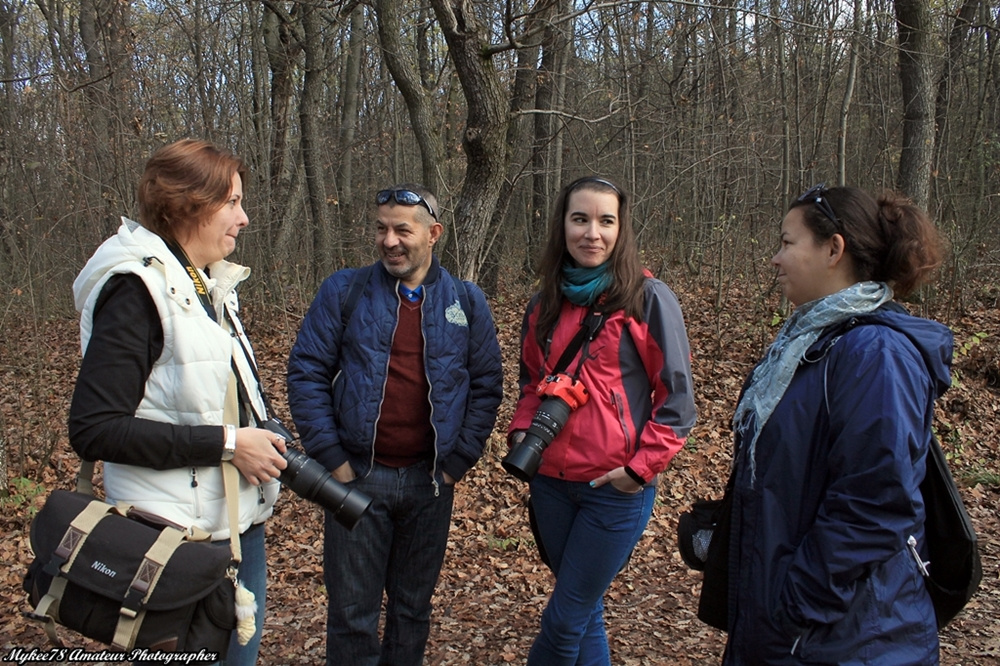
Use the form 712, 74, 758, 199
165, 241, 217, 322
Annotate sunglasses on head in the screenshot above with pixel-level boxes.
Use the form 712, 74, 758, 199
796, 183, 839, 227
375, 189, 437, 219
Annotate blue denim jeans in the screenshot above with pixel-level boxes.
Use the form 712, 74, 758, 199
323, 461, 454, 666
526, 474, 655, 666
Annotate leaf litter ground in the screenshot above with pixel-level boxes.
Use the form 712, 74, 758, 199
1, 278, 997, 665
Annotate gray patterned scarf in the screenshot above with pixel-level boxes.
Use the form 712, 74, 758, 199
733, 281, 893, 483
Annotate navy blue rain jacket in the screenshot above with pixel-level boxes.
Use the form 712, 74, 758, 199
286, 258, 503, 484
724, 305, 952, 665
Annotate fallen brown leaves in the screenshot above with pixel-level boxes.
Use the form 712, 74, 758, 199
1, 276, 997, 665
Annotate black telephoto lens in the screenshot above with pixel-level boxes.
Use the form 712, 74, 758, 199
278, 450, 373, 529
501, 396, 573, 482
263, 418, 372, 529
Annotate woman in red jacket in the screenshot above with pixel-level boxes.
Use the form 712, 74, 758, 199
507, 176, 697, 665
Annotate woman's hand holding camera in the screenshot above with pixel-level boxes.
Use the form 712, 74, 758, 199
232, 427, 288, 486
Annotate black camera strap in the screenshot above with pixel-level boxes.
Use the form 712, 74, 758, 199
550, 308, 607, 381
165, 242, 218, 322
227, 321, 270, 427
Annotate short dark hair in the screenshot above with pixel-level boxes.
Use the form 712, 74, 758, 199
137, 139, 246, 244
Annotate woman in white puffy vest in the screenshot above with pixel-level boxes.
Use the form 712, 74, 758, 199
69, 139, 288, 665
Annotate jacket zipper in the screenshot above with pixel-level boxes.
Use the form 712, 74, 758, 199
612, 391, 633, 454
190, 467, 202, 517
422, 284, 441, 497
366, 285, 400, 481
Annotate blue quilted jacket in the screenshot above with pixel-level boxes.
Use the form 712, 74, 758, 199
724, 305, 952, 665
286, 258, 503, 485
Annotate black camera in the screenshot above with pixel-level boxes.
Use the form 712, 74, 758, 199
501, 374, 590, 482
263, 418, 372, 530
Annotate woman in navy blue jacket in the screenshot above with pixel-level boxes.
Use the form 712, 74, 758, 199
724, 185, 951, 664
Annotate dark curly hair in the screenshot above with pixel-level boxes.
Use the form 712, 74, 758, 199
789, 186, 943, 298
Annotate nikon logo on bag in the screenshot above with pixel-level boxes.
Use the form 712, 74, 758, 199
90, 560, 117, 578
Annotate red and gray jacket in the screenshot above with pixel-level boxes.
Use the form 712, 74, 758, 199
508, 277, 696, 483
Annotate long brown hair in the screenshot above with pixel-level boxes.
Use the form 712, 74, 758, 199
790, 185, 943, 298
534, 177, 646, 346
137, 139, 247, 244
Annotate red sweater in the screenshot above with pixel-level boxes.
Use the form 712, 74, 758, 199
374, 298, 434, 467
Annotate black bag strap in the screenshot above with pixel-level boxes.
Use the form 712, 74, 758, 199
224, 308, 272, 425
162, 241, 269, 426
165, 242, 217, 322
341, 264, 375, 330
920, 433, 982, 627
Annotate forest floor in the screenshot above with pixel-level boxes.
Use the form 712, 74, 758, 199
1, 275, 997, 665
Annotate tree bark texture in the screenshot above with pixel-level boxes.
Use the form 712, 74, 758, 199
428, 0, 509, 282
299, 1, 335, 281
894, 0, 938, 208
373, 0, 445, 197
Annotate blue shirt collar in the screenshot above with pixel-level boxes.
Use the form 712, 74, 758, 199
399, 284, 424, 302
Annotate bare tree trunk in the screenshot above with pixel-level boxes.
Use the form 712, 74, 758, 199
77, 0, 132, 226
773, 0, 790, 202
838, 0, 862, 186
372, 0, 444, 195
894, 0, 938, 208
428, 0, 509, 282
300, 1, 335, 281
0, 1, 14, 248
933, 0, 981, 182
262, 3, 302, 257
531, 0, 569, 247
485, 2, 547, 285
338, 3, 365, 219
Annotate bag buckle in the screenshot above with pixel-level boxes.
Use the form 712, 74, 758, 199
121, 568, 154, 617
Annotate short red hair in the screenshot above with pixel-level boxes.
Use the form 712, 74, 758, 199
137, 139, 246, 244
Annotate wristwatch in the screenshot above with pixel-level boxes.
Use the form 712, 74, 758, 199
222, 425, 237, 462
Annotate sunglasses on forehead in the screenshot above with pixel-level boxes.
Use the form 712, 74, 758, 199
375, 189, 437, 219
796, 183, 840, 227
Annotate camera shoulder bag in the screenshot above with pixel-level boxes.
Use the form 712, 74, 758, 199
24, 369, 254, 653
23, 485, 238, 652
24, 367, 251, 654
677, 466, 735, 630
24, 437, 245, 653
918, 433, 982, 627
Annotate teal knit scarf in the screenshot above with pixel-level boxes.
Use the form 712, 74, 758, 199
561, 262, 613, 306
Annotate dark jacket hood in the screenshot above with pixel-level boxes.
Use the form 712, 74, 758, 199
809, 301, 953, 399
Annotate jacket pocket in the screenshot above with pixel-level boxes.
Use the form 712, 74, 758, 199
611, 391, 633, 454
789, 624, 815, 659
331, 369, 345, 412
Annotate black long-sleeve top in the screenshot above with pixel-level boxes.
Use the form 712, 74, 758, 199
68, 273, 224, 470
